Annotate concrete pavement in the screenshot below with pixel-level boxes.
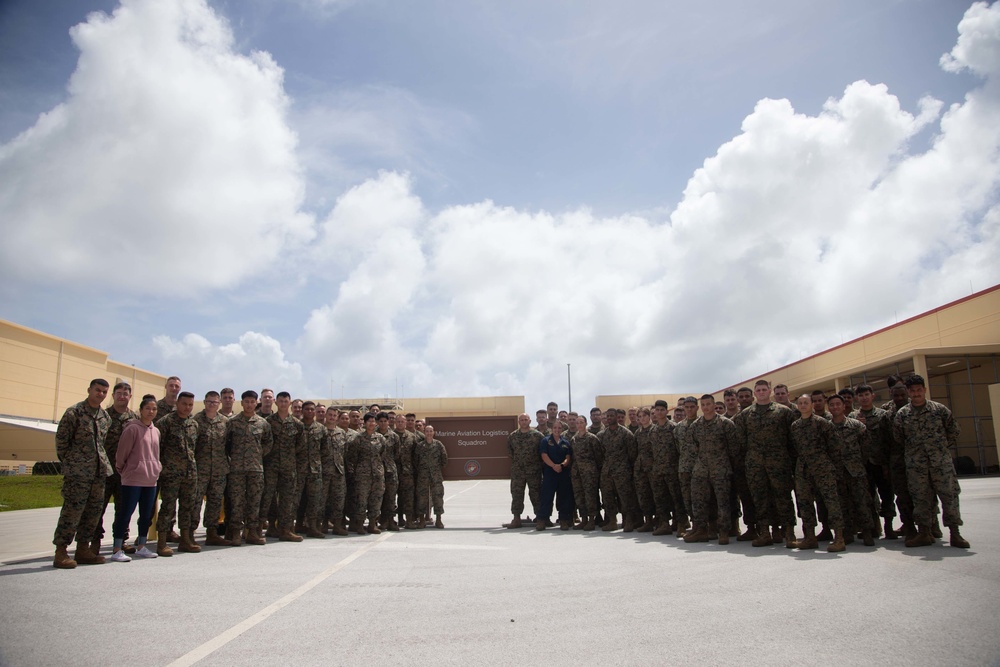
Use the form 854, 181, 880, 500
1, 478, 999, 666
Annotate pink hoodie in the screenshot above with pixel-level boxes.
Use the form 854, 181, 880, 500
116, 420, 162, 486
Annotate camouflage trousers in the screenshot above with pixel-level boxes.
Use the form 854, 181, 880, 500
794, 459, 843, 529
322, 472, 346, 523
193, 473, 227, 530
416, 470, 444, 515
510, 460, 542, 516
888, 453, 915, 526
94, 472, 125, 542
691, 461, 731, 529
655, 462, 685, 524
636, 464, 672, 519
730, 455, 755, 529
837, 470, 875, 532
906, 445, 963, 527
354, 470, 386, 523
157, 470, 198, 532
381, 473, 399, 524
260, 467, 297, 531
53, 475, 106, 547
600, 462, 638, 519
634, 464, 656, 517
745, 448, 796, 527
295, 471, 324, 527
865, 462, 894, 521
228, 471, 263, 533
678, 470, 694, 520
397, 472, 415, 518
571, 461, 601, 519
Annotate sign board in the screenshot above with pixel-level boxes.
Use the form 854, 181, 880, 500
425, 416, 517, 480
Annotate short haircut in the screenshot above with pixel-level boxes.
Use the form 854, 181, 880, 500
242, 390, 258, 400
547, 402, 558, 408
205, 390, 220, 399
363, 413, 376, 423
754, 379, 770, 388
737, 387, 752, 395
536, 409, 547, 415
856, 384, 874, 394
638, 407, 650, 416
774, 383, 788, 392
221, 387, 235, 395
904, 374, 926, 388
700, 394, 715, 402
89, 378, 110, 389
302, 401, 316, 409
166, 376, 181, 383
590, 407, 601, 414
837, 388, 855, 398
113, 382, 132, 393
811, 390, 826, 397
885, 375, 902, 388
405, 413, 416, 419
683, 396, 697, 405
653, 399, 669, 409
377, 412, 390, 421
178, 391, 194, 400
826, 394, 845, 405
261, 388, 274, 395
276, 391, 291, 400
723, 389, 736, 398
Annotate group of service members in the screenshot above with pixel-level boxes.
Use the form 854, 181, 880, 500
50, 376, 448, 569
509, 375, 970, 553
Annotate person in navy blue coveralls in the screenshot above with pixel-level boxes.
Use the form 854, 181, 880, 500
537, 420, 574, 530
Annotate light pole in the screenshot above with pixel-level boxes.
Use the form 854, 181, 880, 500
567, 363, 572, 412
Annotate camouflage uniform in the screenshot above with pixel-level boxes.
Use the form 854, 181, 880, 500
155, 412, 199, 533
588, 423, 603, 436
225, 413, 272, 535
598, 425, 639, 521
884, 402, 915, 526
507, 428, 544, 517
829, 417, 876, 532
155, 398, 175, 422
394, 428, 418, 521
569, 430, 603, 520
262, 413, 303, 531
727, 410, 755, 531
347, 431, 387, 523
95, 405, 137, 542
851, 406, 896, 524
738, 403, 797, 528
192, 410, 229, 530
893, 400, 963, 527
651, 421, 684, 524
790, 415, 843, 529
416, 437, 448, 515
633, 424, 660, 520
675, 418, 697, 519
689, 416, 738, 531
379, 428, 400, 525
322, 426, 348, 525
53, 401, 113, 547
295, 420, 325, 529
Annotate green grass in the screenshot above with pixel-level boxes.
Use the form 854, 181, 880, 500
0, 476, 64, 511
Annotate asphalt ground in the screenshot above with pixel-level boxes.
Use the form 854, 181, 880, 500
1, 478, 999, 667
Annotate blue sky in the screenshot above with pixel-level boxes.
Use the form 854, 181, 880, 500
1, 0, 998, 411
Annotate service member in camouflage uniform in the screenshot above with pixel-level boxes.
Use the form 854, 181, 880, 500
506, 413, 544, 528
826, 394, 876, 546
295, 401, 327, 538
263, 392, 304, 542
155, 375, 182, 421
893, 375, 969, 548
569, 414, 603, 531
155, 392, 200, 556
322, 410, 349, 535
393, 414, 419, 529
598, 411, 639, 532
93, 381, 138, 554
193, 390, 231, 546
225, 391, 272, 546
738, 380, 798, 547
884, 383, 916, 537
727, 389, 757, 541
376, 413, 401, 531
684, 395, 738, 544
633, 408, 662, 532
789, 395, 846, 552
347, 414, 387, 534
588, 408, 604, 435
52, 379, 114, 568
675, 397, 699, 535
851, 384, 897, 538
651, 400, 685, 535
416, 424, 449, 528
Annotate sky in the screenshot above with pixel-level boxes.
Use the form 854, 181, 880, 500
1, 0, 998, 413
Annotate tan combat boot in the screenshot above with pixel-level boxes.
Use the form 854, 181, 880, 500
794, 525, 818, 550
683, 525, 710, 543
305, 521, 326, 538
718, 526, 731, 545
387, 519, 400, 532
652, 519, 672, 536
205, 526, 232, 546
331, 518, 349, 536
905, 525, 934, 548
367, 520, 382, 534
737, 524, 757, 542
279, 527, 304, 542
53, 544, 77, 569
622, 516, 636, 533
230, 525, 243, 547
751, 523, 773, 547
862, 528, 875, 547
178, 529, 202, 553
535, 519, 546, 531
931, 517, 943, 539
167, 529, 181, 543
435, 514, 445, 529
416, 514, 427, 529
156, 534, 174, 557
582, 517, 596, 531
354, 516, 368, 534
949, 526, 970, 549
637, 517, 655, 533
827, 528, 846, 553
246, 526, 266, 545
784, 525, 797, 549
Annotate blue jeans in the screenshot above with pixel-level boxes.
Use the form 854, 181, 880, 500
114, 485, 157, 542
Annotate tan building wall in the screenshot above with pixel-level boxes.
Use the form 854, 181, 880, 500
399, 396, 524, 418
596, 394, 693, 415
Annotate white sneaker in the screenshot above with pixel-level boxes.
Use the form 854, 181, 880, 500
134, 546, 158, 559
110, 550, 131, 563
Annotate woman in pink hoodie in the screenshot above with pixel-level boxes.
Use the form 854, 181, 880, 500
112, 395, 163, 561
